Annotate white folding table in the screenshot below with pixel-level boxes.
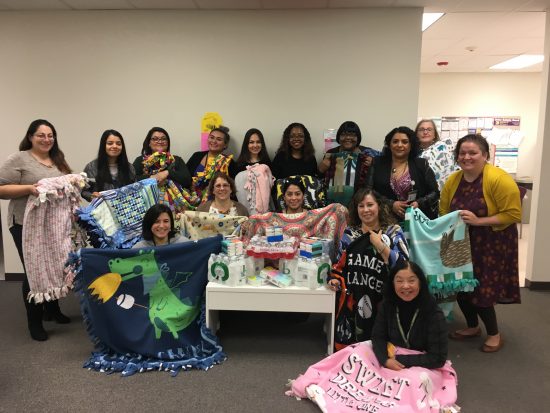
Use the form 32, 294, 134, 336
205, 282, 336, 355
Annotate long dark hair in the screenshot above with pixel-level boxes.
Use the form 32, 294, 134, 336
141, 204, 176, 241
19, 119, 71, 173
236, 128, 271, 165
276, 122, 315, 161
384, 260, 432, 307
349, 188, 396, 229
381, 126, 420, 160
141, 127, 171, 156
95, 129, 133, 191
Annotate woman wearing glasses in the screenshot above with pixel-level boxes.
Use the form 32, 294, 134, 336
82, 129, 135, 201
133, 127, 191, 188
271, 122, 317, 180
0, 119, 72, 341
196, 171, 249, 216
415, 119, 459, 191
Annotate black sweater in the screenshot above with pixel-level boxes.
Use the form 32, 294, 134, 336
271, 152, 318, 180
372, 298, 448, 369
365, 156, 439, 219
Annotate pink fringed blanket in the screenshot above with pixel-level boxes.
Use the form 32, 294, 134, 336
286, 341, 458, 413
240, 204, 348, 252
23, 173, 87, 303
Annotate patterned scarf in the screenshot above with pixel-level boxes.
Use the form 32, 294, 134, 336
192, 153, 234, 204
142, 152, 195, 212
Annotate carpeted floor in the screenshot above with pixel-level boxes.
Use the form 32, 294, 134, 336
0, 281, 549, 413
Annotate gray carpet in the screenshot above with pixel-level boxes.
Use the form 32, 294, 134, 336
1, 281, 549, 413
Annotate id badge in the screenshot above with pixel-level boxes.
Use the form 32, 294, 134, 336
407, 190, 417, 203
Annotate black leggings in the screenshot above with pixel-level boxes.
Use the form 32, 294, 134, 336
9, 224, 43, 320
457, 292, 499, 336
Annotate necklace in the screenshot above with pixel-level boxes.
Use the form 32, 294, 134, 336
391, 163, 407, 175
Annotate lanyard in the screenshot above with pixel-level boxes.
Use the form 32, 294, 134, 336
396, 307, 419, 349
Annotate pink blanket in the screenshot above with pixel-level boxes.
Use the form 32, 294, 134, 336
286, 341, 458, 413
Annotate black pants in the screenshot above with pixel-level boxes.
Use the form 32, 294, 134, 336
9, 224, 44, 324
457, 292, 499, 336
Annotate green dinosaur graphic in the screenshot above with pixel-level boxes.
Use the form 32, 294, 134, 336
91, 250, 199, 340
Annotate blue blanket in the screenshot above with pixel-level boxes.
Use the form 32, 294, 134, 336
74, 236, 225, 376
403, 207, 478, 298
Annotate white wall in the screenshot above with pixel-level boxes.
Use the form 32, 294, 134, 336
418, 72, 542, 178
0, 9, 423, 276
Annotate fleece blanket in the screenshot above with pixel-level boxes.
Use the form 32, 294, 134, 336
23, 173, 88, 303
71, 236, 225, 376
241, 204, 348, 253
273, 175, 327, 212
76, 178, 159, 249
286, 341, 458, 413
179, 211, 249, 240
403, 207, 478, 299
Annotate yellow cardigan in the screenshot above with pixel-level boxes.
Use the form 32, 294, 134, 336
440, 163, 521, 231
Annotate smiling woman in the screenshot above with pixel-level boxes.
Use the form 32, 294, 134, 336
327, 188, 409, 350
365, 126, 439, 220
133, 204, 190, 248
82, 129, 136, 201
196, 171, 249, 217
271, 122, 318, 180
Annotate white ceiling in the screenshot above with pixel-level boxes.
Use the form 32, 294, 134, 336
0, 0, 548, 72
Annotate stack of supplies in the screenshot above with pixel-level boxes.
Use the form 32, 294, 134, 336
299, 238, 323, 259
260, 267, 293, 288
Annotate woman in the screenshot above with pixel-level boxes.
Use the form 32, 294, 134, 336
82, 129, 136, 201
328, 188, 409, 349
133, 127, 191, 187
372, 260, 447, 370
196, 172, 249, 217
133, 127, 192, 211
441, 134, 521, 353
187, 126, 237, 204
282, 178, 307, 214
235, 128, 272, 174
271, 122, 317, 180
365, 126, 439, 220
318, 121, 376, 207
134, 204, 190, 248
0, 119, 72, 341
415, 119, 459, 191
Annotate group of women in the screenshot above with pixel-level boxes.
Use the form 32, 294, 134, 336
0, 118, 521, 374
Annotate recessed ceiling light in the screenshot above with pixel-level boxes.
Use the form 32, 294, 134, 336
490, 55, 544, 70
422, 13, 444, 32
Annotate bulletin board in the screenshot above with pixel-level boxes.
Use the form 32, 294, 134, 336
431, 116, 522, 174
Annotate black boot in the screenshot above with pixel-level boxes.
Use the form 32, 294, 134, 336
43, 300, 71, 324
27, 301, 48, 341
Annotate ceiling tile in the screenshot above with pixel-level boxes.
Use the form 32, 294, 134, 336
261, 0, 329, 9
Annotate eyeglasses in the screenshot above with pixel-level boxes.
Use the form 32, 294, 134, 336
418, 128, 434, 133
214, 183, 230, 189
289, 133, 305, 140
34, 133, 54, 141
151, 137, 168, 143
340, 133, 357, 140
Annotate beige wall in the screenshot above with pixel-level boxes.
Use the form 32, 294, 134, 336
0, 9, 423, 276
418, 72, 542, 178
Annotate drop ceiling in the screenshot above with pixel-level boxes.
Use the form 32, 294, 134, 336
0, 0, 547, 72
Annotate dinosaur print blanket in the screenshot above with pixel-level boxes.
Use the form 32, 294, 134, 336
286, 341, 458, 413
72, 236, 225, 376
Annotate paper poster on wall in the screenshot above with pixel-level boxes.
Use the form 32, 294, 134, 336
492, 145, 519, 173
200, 112, 223, 150
324, 129, 337, 152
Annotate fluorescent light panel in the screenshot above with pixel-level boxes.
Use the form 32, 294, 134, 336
422, 13, 444, 32
490, 54, 544, 70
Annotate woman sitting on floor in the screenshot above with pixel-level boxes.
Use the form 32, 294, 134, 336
372, 260, 448, 370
